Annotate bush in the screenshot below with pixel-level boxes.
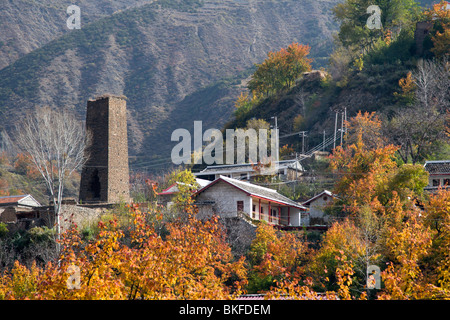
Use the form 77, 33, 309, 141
28, 227, 55, 244
0, 222, 8, 238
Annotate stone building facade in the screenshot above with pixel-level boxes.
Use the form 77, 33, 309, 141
414, 21, 434, 56
79, 95, 130, 204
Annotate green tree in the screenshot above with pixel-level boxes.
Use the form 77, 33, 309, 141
333, 0, 420, 52
168, 169, 199, 214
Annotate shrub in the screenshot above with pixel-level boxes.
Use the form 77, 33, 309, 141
0, 223, 8, 238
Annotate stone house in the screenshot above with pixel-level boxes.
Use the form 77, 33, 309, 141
194, 175, 307, 227
0, 194, 41, 209
424, 160, 450, 191
195, 160, 303, 182
302, 190, 338, 226
0, 194, 42, 225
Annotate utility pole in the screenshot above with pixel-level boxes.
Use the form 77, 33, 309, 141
333, 112, 338, 150
344, 107, 347, 147
301, 131, 306, 154
344, 107, 347, 130
271, 116, 279, 165
323, 130, 326, 152
340, 111, 344, 146
294, 152, 298, 195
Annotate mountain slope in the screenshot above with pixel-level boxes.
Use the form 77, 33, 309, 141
0, 0, 156, 71
0, 0, 340, 168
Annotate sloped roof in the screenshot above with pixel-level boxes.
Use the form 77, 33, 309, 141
196, 160, 303, 175
424, 160, 450, 174
0, 194, 41, 207
158, 178, 212, 195
302, 190, 338, 206
196, 175, 306, 210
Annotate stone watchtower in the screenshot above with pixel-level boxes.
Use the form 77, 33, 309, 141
79, 95, 130, 204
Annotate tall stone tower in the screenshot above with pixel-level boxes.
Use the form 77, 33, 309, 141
79, 95, 130, 204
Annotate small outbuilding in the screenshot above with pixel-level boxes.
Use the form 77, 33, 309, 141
302, 190, 338, 225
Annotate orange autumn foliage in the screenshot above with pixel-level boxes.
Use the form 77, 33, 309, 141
0, 206, 247, 300
248, 42, 312, 97
14, 153, 41, 180
248, 223, 307, 281
424, 1, 450, 58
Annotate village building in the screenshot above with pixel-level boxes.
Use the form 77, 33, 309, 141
0, 194, 41, 209
424, 160, 450, 191
302, 190, 338, 226
194, 175, 307, 227
0, 194, 42, 225
157, 178, 212, 205
194, 160, 303, 182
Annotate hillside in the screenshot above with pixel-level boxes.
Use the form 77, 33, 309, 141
0, 0, 155, 71
0, 0, 340, 170
224, 0, 449, 164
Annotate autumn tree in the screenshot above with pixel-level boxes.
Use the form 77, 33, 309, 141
344, 111, 387, 149
330, 113, 399, 214
326, 111, 433, 298
0, 206, 247, 300
248, 42, 312, 98
393, 71, 416, 105
233, 92, 256, 121
424, 1, 450, 58
422, 188, 450, 297
378, 193, 433, 299
166, 169, 199, 217
307, 218, 370, 297
246, 223, 308, 293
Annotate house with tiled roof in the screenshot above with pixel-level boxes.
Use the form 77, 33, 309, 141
194, 160, 304, 182
194, 175, 307, 227
424, 160, 450, 191
302, 190, 338, 226
0, 194, 41, 224
0, 194, 41, 209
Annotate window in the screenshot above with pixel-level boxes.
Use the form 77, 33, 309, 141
323, 196, 328, 201
237, 201, 244, 212
444, 179, 450, 186
433, 179, 441, 187
252, 205, 256, 212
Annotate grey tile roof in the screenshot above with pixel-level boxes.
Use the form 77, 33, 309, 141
197, 175, 306, 210
302, 190, 338, 206
196, 160, 303, 174
424, 160, 450, 174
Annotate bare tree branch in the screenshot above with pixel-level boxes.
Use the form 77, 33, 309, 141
14, 106, 91, 252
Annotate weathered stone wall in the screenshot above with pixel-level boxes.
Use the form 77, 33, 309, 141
79, 95, 130, 204
220, 217, 257, 257
0, 207, 17, 223
415, 21, 433, 56
195, 180, 252, 218
59, 204, 108, 231
107, 96, 130, 203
